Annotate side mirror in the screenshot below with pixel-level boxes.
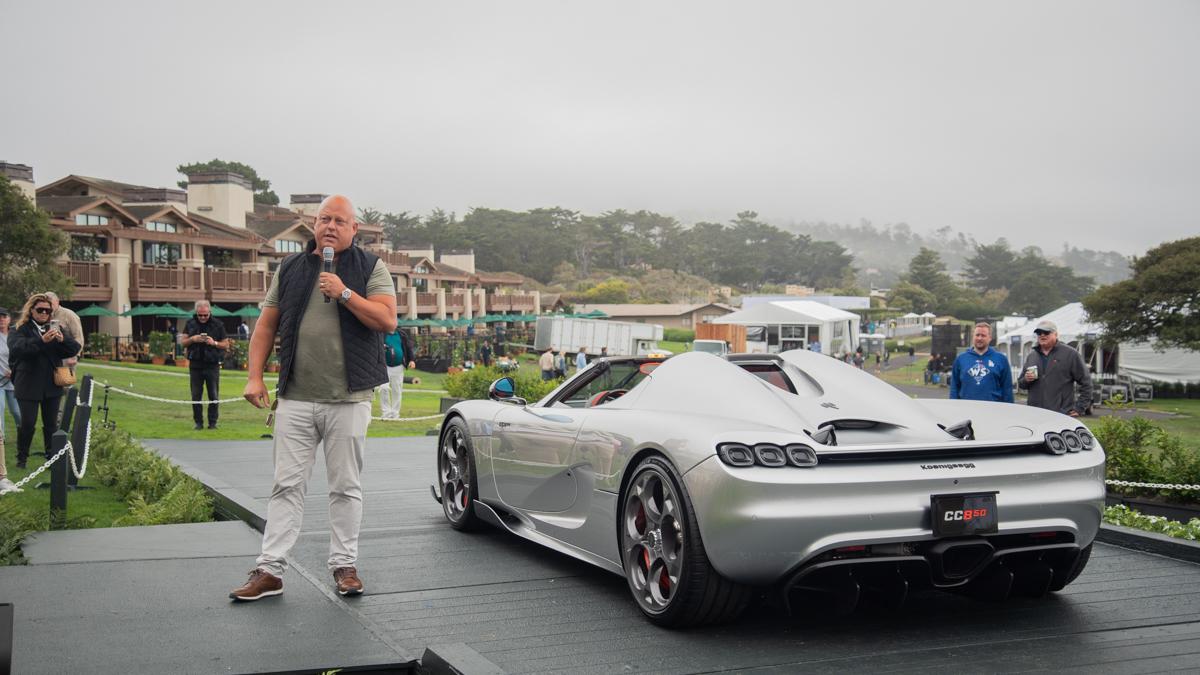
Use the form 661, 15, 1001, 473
488, 377, 526, 406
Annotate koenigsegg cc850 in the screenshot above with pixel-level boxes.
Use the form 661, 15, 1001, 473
433, 351, 1104, 627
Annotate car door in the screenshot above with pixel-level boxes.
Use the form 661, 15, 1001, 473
491, 405, 588, 513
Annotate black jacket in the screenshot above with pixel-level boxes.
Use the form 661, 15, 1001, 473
1017, 342, 1094, 415
184, 317, 227, 368
275, 241, 388, 395
8, 321, 82, 401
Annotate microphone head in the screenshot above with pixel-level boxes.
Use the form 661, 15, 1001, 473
322, 246, 334, 262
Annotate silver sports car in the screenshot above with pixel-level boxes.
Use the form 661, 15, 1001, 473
433, 350, 1105, 627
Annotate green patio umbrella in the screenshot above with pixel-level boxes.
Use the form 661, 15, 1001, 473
120, 305, 154, 317
582, 309, 608, 318
76, 304, 118, 317
233, 305, 261, 318
207, 305, 236, 318
155, 304, 194, 319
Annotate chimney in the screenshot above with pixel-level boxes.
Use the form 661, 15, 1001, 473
290, 193, 327, 216
186, 171, 254, 228
438, 249, 476, 274
1, 162, 36, 202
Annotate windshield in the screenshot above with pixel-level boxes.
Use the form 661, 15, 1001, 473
693, 341, 725, 354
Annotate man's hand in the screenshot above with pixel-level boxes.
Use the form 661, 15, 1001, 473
1024, 370, 1037, 383
408, 360, 416, 369
244, 378, 271, 409
319, 272, 347, 301
1067, 409, 1079, 417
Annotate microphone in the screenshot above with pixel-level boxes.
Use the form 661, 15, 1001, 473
322, 246, 334, 303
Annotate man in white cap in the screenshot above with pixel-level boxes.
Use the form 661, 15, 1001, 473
1017, 319, 1093, 416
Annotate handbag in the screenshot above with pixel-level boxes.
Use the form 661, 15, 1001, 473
54, 366, 76, 387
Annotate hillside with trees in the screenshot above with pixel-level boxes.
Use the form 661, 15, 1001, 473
782, 220, 1131, 289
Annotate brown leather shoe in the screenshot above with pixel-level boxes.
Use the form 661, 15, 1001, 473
229, 569, 283, 601
333, 566, 364, 596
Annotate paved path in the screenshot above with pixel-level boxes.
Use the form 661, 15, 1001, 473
146, 435, 1200, 674
1, 520, 411, 674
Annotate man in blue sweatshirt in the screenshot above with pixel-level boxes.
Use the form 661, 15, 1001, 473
949, 322, 1014, 403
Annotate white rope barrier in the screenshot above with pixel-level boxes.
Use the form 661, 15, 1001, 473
1106, 479, 1200, 491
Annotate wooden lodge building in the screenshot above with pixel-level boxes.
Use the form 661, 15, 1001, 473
1, 162, 538, 339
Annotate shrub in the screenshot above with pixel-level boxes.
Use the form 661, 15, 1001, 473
89, 427, 214, 523
1093, 415, 1200, 503
663, 328, 695, 342
445, 365, 562, 402
148, 331, 173, 358
85, 332, 114, 358
1104, 505, 1200, 540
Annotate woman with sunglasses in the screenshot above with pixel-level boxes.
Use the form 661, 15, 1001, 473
7, 293, 81, 469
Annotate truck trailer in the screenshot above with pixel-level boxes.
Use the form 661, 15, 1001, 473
534, 316, 663, 357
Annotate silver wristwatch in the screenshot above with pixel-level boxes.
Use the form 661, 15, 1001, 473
339, 288, 352, 304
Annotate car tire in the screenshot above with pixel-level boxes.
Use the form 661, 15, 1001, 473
1049, 543, 1092, 592
438, 417, 479, 531
619, 455, 751, 627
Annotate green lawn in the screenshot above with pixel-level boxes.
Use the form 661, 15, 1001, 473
74, 360, 449, 440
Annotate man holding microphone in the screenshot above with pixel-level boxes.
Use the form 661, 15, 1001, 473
232, 194, 396, 601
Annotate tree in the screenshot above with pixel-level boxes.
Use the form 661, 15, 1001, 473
358, 208, 383, 226
381, 211, 422, 247
1083, 237, 1200, 351
176, 159, 280, 205
963, 239, 1018, 292
577, 278, 630, 304
0, 177, 72, 310
886, 281, 937, 313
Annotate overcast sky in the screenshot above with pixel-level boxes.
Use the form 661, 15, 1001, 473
3, 0, 1196, 255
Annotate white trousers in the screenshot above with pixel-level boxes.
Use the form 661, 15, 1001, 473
256, 398, 372, 576
376, 365, 405, 419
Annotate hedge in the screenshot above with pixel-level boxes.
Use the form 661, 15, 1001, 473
445, 365, 562, 403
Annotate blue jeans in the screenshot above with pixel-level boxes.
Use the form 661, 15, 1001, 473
0, 388, 20, 432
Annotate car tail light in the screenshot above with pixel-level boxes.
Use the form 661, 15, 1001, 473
785, 444, 818, 467
1076, 427, 1095, 451
1044, 432, 1067, 455
1061, 429, 1082, 452
753, 443, 788, 467
717, 443, 754, 467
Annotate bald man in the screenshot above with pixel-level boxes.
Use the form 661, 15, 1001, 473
232, 195, 397, 602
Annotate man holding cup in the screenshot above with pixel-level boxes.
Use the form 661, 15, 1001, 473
1017, 320, 1093, 417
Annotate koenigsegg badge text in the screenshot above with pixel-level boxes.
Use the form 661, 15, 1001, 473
920, 463, 977, 470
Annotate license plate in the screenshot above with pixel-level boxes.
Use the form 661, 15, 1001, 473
931, 492, 998, 537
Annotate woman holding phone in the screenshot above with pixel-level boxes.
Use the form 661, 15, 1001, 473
7, 292, 80, 468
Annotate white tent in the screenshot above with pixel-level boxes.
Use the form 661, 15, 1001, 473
712, 300, 860, 355
997, 302, 1200, 384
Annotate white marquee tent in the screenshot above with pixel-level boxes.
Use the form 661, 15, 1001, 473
712, 300, 860, 355
997, 302, 1200, 384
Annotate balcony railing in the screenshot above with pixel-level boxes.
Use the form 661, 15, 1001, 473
206, 267, 273, 302
488, 294, 536, 312
129, 264, 204, 301
60, 261, 112, 301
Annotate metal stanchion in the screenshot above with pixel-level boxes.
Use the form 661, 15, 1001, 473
48, 430, 69, 529
60, 385, 79, 436
69, 376, 93, 489
1, 602, 12, 675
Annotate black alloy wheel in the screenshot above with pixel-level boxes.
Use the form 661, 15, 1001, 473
439, 417, 479, 531
619, 455, 751, 627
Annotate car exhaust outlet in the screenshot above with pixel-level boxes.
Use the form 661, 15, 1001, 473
928, 539, 995, 581
1011, 561, 1054, 598
968, 563, 1014, 600
862, 567, 909, 610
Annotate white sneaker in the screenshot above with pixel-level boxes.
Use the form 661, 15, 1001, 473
0, 477, 20, 494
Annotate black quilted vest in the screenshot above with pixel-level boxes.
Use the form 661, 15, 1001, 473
275, 241, 388, 396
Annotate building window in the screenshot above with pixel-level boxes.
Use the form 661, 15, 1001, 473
74, 213, 109, 226
275, 240, 303, 253
143, 242, 181, 266
146, 220, 177, 233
